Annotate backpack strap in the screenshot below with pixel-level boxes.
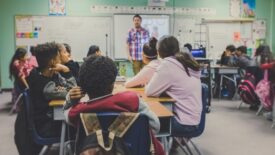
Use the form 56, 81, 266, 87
108, 112, 140, 137
80, 113, 116, 151
80, 113, 101, 135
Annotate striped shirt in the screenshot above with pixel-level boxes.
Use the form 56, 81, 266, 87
127, 27, 150, 60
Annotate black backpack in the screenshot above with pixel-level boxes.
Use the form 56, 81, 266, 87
238, 72, 260, 105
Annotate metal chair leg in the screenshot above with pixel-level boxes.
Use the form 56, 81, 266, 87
9, 93, 23, 115
161, 137, 169, 155
272, 122, 275, 129
219, 75, 224, 100
64, 140, 75, 155
181, 138, 193, 155
189, 140, 203, 155
174, 138, 190, 155
238, 101, 243, 109
39, 145, 50, 155
256, 105, 263, 116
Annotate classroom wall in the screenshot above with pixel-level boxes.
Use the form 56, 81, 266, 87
0, 0, 274, 89
272, 0, 275, 52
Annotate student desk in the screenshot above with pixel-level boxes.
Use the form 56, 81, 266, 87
196, 58, 214, 110
211, 65, 239, 99
49, 86, 174, 155
114, 83, 175, 111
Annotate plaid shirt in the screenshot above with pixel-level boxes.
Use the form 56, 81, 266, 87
127, 27, 150, 60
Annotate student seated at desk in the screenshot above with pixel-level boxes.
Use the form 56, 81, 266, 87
9, 48, 30, 105
125, 37, 160, 88
62, 43, 80, 82
183, 43, 192, 53
235, 46, 251, 69
63, 55, 164, 155
250, 45, 273, 67
145, 36, 202, 140
27, 42, 76, 138
220, 44, 236, 66
87, 45, 102, 57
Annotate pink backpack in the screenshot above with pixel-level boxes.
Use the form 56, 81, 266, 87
255, 70, 272, 110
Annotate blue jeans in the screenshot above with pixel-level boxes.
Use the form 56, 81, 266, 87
171, 117, 199, 137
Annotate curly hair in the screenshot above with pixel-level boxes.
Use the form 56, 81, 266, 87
63, 43, 71, 54
79, 55, 117, 98
34, 42, 60, 70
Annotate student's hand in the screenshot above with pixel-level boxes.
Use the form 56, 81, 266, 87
50, 64, 70, 73
69, 86, 85, 100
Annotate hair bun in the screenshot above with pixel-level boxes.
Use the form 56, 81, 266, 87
149, 37, 157, 50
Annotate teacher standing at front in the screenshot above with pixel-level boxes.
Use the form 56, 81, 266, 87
127, 14, 150, 75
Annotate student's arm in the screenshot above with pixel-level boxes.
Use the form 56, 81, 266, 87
228, 55, 237, 66
65, 60, 80, 80
145, 64, 171, 97
63, 86, 84, 110
20, 76, 29, 88
54, 63, 77, 88
138, 98, 160, 133
13, 60, 29, 88
125, 66, 153, 88
43, 81, 68, 100
60, 72, 77, 88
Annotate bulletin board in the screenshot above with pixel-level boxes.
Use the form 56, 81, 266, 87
205, 20, 261, 59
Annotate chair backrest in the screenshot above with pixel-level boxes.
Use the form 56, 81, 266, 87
76, 112, 151, 155
187, 84, 208, 138
22, 89, 59, 145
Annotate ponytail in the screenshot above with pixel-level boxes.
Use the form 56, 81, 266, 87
143, 37, 158, 59
175, 52, 200, 76
158, 35, 200, 76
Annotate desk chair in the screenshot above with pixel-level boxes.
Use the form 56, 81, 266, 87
75, 112, 151, 155
23, 89, 60, 155
171, 84, 208, 155
9, 83, 25, 114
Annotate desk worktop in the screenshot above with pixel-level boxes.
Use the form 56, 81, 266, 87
211, 65, 239, 69
49, 83, 174, 117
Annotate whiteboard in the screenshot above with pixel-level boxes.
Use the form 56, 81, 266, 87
114, 14, 170, 59
15, 16, 113, 61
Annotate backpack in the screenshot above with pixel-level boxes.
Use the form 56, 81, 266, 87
76, 112, 149, 155
255, 70, 273, 110
238, 72, 260, 105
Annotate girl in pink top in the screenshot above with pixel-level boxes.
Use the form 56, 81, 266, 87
125, 37, 160, 88
9, 48, 30, 106
28, 46, 38, 69
145, 35, 202, 138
